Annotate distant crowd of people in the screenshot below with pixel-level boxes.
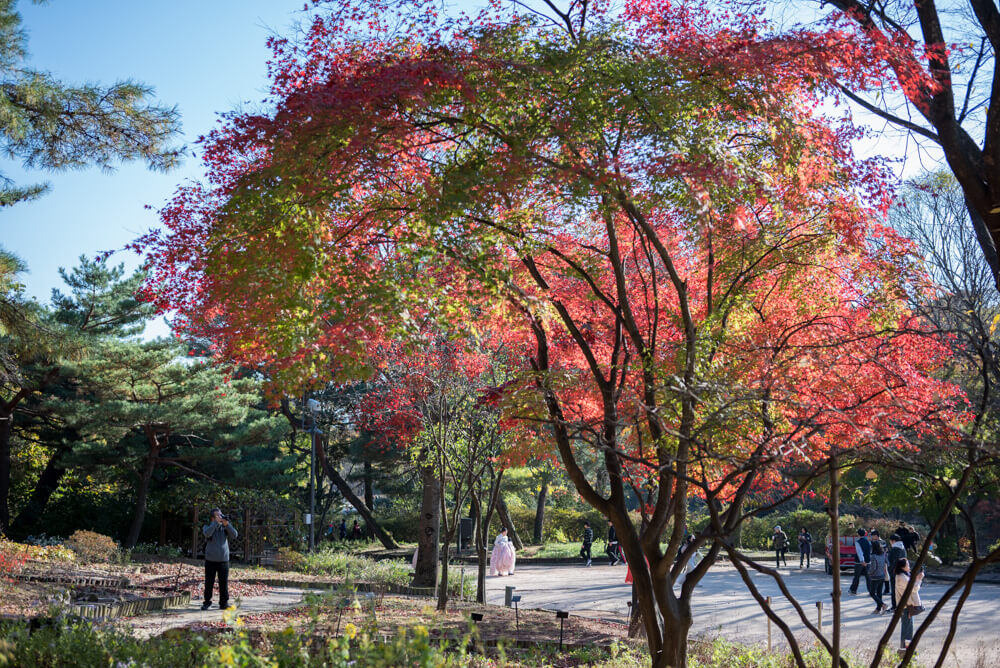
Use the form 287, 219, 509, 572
325, 518, 366, 541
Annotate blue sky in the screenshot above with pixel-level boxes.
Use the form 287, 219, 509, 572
1, 1, 310, 335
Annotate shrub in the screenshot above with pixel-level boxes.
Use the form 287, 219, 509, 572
505, 506, 607, 544
275, 547, 307, 571
64, 530, 118, 563
131, 542, 183, 558
0, 538, 27, 585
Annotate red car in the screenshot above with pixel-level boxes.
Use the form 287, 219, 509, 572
824, 535, 858, 575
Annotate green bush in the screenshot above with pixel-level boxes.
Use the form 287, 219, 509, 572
505, 506, 606, 544
290, 546, 412, 589
740, 510, 836, 551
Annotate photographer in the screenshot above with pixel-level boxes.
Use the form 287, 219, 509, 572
202, 508, 238, 611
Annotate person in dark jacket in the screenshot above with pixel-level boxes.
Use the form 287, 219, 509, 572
849, 528, 872, 595
605, 520, 622, 565
202, 508, 238, 610
339, 518, 348, 540
580, 522, 593, 566
798, 527, 813, 568
772, 525, 788, 567
351, 519, 361, 540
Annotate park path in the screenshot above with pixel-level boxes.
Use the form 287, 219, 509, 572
482, 563, 1000, 667
119, 586, 308, 639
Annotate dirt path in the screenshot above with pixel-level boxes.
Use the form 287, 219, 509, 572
118, 586, 310, 639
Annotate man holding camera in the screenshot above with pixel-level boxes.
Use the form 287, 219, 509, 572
202, 508, 238, 610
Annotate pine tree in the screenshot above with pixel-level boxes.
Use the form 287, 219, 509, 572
3, 256, 152, 533
0, 0, 180, 206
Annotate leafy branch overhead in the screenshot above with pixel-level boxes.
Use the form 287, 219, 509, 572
0, 0, 181, 207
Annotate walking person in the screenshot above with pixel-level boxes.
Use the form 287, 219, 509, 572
867, 541, 890, 613
351, 519, 361, 540
871, 529, 891, 597
798, 527, 812, 569
606, 520, 623, 565
201, 508, 238, 611
848, 528, 872, 595
894, 558, 925, 651
339, 518, 347, 540
887, 534, 907, 611
677, 534, 700, 586
580, 521, 593, 567
772, 525, 788, 567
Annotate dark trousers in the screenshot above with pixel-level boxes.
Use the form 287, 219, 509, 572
849, 563, 869, 594
869, 578, 885, 608
606, 542, 621, 562
775, 548, 787, 566
799, 549, 811, 567
204, 560, 230, 607
889, 574, 897, 608
580, 542, 592, 561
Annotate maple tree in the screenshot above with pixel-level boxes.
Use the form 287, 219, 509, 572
140, 1, 967, 665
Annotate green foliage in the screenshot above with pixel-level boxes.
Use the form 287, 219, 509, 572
281, 546, 412, 589
0, 617, 880, 667
688, 637, 867, 667
739, 510, 833, 551
506, 505, 605, 544
131, 541, 182, 558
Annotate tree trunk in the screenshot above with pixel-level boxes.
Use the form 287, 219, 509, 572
497, 495, 523, 550
413, 465, 440, 590
9, 446, 68, 538
829, 453, 842, 668
0, 406, 13, 533
125, 436, 161, 549
621, 533, 693, 668
533, 481, 547, 544
437, 539, 451, 611
363, 459, 374, 538
318, 449, 399, 549
471, 492, 488, 603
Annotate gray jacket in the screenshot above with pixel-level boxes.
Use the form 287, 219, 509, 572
203, 520, 238, 562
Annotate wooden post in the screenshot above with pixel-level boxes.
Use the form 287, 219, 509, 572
816, 600, 823, 634
190, 505, 198, 559
244, 508, 251, 563
766, 596, 772, 652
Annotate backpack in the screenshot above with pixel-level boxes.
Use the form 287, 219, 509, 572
868, 554, 887, 580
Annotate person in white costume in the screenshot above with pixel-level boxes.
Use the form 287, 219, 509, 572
490, 527, 516, 576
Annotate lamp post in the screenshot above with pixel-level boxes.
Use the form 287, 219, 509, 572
305, 397, 321, 553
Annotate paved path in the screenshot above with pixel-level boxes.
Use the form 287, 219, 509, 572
482, 563, 1000, 667
120, 587, 308, 639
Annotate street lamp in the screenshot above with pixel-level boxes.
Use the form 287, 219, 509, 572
304, 396, 322, 553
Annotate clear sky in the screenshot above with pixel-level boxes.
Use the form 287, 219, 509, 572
1, 1, 310, 336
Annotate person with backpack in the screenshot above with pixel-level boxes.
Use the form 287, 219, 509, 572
887, 534, 907, 611
772, 525, 789, 567
867, 541, 890, 613
798, 527, 813, 569
894, 558, 925, 651
580, 522, 593, 567
849, 528, 872, 595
